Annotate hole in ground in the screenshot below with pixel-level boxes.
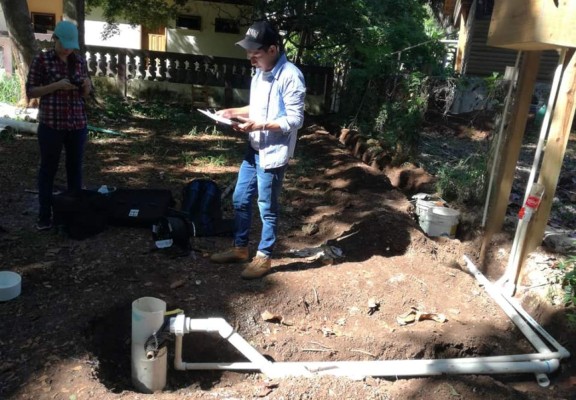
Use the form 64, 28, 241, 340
85, 305, 255, 393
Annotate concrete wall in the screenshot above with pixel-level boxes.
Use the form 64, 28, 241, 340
28, 0, 62, 25
83, 1, 250, 58
1, 1, 251, 59
93, 76, 326, 115
85, 7, 142, 50
165, 1, 249, 59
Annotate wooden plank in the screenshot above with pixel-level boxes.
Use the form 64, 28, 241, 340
520, 49, 576, 260
488, 0, 576, 50
480, 51, 541, 265
454, 14, 467, 73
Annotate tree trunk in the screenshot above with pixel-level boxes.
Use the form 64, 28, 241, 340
0, 0, 37, 106
63, 0, 86, 53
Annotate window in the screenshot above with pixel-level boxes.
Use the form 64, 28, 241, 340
176, 15, 202, 31
31, 13, 56, 34
215, 18, 239, 34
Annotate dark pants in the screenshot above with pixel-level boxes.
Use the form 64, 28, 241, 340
37, 123, 88, 220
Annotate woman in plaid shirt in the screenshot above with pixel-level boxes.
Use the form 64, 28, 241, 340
26, 21, 92, 230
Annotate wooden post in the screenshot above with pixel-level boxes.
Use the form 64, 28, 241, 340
480, 51, 542, 266
520, 49, 576, 261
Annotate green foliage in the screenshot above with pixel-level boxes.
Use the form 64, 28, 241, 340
130, 101, 189, 125
95, 96, 192, 131
559, 256, 576, 306
0, 130, 16, 142
205, 125, 224, 136
187, 126, 199, 136
269, 0, 447, 164
435, 154, 487, 205
180, 152, 227, 167
359, 72, 429, 163
195, 154, 227, 167
180, 151, 195, 167
86, 0, 189, 34
101, 95, 133, 119
559, 256, 576, 327
0, 73, 21, 104
258, 0, 445, 79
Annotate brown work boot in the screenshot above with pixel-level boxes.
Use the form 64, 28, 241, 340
210, 247, 249, 263
241, 254, 271, 279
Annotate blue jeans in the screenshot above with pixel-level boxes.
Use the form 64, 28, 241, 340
232, 147, 287, 257
37, 123, 88, 220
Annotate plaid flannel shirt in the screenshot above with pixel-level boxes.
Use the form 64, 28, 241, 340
26, 49, 88, 130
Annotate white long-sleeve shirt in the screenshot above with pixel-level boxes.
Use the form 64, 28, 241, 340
248, 53, 306, 169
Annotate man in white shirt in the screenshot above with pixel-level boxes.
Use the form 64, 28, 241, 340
210, 20, 306, 279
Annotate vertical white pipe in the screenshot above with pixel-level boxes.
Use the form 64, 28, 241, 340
501, 49, 567, 295
131, 297, 168, 394
523, 49, 567, 205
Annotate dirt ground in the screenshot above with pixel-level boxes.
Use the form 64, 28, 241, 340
1, 105, 575, 400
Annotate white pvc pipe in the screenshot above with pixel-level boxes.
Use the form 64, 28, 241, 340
501, 49, 568, 295
0, 117, 39, 134
131, 297, 167, 394
464, 256, 563, 355
523, 49, 567, 206
265, 359, 560, 377
166, 258, 569, 386
504, 295, 570, 359
172, 332, 559, 378
500, 216, 530, 295
464, 255, 570, 387
171, 316, 272, 370
171, 318, 564, 384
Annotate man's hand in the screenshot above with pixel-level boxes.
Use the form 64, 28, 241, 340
234, 116, 266, 133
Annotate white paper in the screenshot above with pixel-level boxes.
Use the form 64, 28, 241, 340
196, 109, 239, 125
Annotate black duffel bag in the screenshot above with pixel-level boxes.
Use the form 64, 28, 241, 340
53, 189, 111, 240
108, 188, 175, 228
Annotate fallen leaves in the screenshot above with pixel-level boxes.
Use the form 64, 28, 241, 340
261, 310, 293, 326
396, 306, 448, 326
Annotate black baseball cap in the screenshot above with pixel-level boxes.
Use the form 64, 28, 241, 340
236, 21, 280, 50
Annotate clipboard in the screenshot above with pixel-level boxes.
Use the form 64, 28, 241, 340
196, 109, 240, 125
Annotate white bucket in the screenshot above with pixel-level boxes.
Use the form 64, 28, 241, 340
131, 297, 167, 394
415, 199, 443, 217
417, 202, 460, 238
0, 271, 21, 301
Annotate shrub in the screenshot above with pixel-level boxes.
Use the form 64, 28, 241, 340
0, 73, 21, 104
435, 154, 487, 205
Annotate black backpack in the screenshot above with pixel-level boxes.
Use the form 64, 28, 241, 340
180, 179, 234, 237
152, 210, 194, 255
151, 179, 234, 254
